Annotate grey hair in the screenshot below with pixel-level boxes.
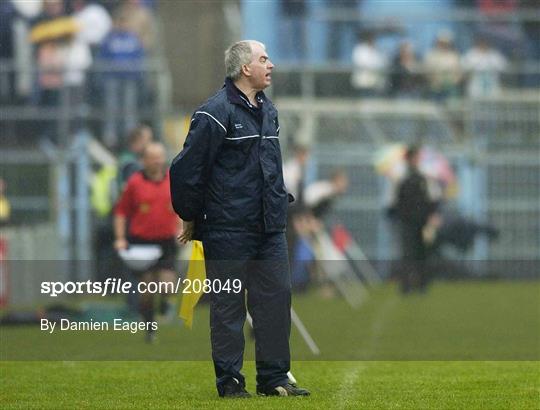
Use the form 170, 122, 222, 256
224, 40, 264, 80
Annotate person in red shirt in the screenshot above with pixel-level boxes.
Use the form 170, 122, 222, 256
114, 142, 181, 341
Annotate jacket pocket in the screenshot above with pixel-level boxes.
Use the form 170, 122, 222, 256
221, 133, 259, 171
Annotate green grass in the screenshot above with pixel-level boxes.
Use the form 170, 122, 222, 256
1, 280, 538, 361
1, 361, 538, 409
1, 281, 539, 408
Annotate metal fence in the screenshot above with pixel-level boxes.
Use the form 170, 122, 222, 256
255, 4, 540, 64
1, 63, 538, 274
271, 63, 540, 100
0, 224, 67, 306
277, 93, 540, 266
0, 59, 171, 225
0, 60, 172, 149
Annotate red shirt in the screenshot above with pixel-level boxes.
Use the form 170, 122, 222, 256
115, 171, 178, 240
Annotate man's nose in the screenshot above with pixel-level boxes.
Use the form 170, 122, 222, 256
268, 60, 274, 69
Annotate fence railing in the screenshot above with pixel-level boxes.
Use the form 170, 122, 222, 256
1, 63, 538, 270
0, 59, 171, 148
270, 63, 540, 100
277, 95, 540, 264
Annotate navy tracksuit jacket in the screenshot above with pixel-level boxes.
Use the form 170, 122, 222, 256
170, 78, 292, 392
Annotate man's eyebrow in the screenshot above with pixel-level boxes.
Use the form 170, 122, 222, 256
260, 55, 269, 60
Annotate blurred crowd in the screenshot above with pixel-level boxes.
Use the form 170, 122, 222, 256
281, 141, 500, 294
282, 145, 350, 292
276, 0, 540, 63
352, 29, 510, 100
273, 0, 540, 97
0, 1, 528, 294
1, 0, 158, 147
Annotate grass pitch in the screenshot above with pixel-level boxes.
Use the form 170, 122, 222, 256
1, 280, 539, 408
1, 361, 538, 409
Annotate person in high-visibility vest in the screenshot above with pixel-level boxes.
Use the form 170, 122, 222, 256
0, 178, 11, 226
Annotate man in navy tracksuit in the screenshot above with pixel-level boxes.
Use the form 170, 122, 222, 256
170, 41, 310, 398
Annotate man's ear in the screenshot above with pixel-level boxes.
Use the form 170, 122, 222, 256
241, 64, 251, 77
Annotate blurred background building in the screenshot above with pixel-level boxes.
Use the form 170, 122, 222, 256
0, 0, 539, 305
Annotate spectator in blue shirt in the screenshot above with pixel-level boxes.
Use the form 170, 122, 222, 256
98, 10, 144, 147
99, 11, 144, 80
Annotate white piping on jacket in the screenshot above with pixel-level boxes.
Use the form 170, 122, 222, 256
194, 111, 227, 132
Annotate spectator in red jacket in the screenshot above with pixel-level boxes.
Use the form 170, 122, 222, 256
114, 141, 181, 342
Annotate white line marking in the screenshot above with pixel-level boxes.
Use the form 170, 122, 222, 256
334, 363, 367, 409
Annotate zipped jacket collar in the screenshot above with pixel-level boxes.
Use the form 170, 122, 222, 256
224, 77, 266, 110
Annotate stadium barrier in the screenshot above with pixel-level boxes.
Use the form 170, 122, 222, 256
277, 95, 540, 265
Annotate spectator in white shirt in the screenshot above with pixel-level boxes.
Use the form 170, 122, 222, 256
351, 31, 388, 97
424, 30, 462, 101
72, 0, 112, 53
462, 36, 507, 98
283, 144, 310, 206
304, 169, 349, 219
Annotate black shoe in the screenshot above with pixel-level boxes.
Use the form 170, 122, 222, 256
257, 383, 310, 397
219, 379, 251, 398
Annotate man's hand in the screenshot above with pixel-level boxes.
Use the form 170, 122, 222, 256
177, 221, 195, 244
114, 238, 128, 251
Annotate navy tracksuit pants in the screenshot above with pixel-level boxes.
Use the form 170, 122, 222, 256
202, 230, 292, 394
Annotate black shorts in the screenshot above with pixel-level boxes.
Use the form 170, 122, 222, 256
128, 236, 178, 272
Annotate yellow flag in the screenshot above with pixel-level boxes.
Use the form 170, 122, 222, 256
179, 240, 206, 328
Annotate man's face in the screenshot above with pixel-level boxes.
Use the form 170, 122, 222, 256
133, 129, 152, 155
44, 0, 63, 17
297, 149, 309, 165
246, 42, 274, 90
333, 173, 349, 193
409, 152, 421, 168
143, 146, 166, 175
